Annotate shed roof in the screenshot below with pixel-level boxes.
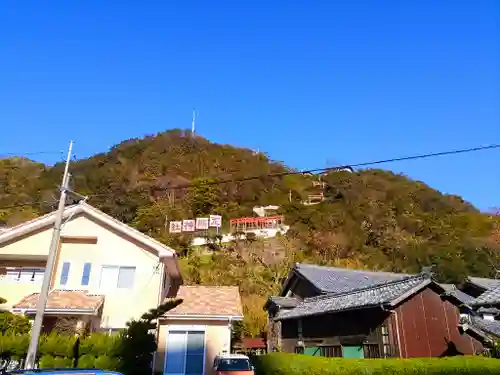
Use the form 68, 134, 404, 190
470, 316, 500, 338
440, 284, 475, 305
163, 285, 243, 319
471, 285, 500, 307
466, 277, 500, 291
288, 263, 410, 295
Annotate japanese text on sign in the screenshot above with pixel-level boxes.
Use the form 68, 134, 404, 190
209, 215, 222, 228
169, 221, 182, 233
182, 220, 196, 232
196, 217, 209, 230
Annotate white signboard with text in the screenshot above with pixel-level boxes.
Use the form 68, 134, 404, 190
209, 215, 222, 228
196, 217, 209, 230
182, 219, 196, 232
169, 221, 182, 233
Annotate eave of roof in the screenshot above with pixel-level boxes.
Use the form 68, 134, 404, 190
470, 285, 500, 307
440, 284, 475, 305
277, 275, 437, 320
12, 290, 105, 315
264, 296, 300, 311
0, 202, 177, 257
467, 316, 500, 340
466, 277, 500, 291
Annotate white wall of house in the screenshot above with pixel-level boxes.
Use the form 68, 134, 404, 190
0, 213, 169, 329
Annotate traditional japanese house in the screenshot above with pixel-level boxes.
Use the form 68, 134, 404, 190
265, 263, 485, 358
461, 280, 500, 344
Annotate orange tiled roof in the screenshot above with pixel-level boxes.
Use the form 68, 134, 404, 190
165, 285, 243, 318
241, 337, 266, 349
14, 290, 104, 314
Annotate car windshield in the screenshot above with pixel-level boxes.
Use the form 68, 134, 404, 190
216, 358, 251, 371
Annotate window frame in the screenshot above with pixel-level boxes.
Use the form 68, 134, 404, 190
164, 325, 207, 375
99, 265, 137, 290
117, 266, 136, 289
60, 262, 71, 287
81, 262, 92, 286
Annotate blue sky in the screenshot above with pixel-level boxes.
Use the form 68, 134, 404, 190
0, 1, 498, 211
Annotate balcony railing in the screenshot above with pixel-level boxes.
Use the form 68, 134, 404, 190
0, 268, 45, 285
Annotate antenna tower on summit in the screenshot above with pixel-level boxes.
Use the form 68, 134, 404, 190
191, 109, 196, 138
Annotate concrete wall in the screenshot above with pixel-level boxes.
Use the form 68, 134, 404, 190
156, 319, 231, 375
0, 213, 167, 329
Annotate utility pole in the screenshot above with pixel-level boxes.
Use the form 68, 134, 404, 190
25, 141, 73, 369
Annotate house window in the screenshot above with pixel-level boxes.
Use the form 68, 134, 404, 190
99, 266, 136, 290
60, 262, 71, 286
381, 325, 391, 358
81, 263, 92, 286
295, 346, 304, 354
320, 346, 342, 357
364, 344, 381, 358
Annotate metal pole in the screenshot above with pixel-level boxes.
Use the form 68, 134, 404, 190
25, 141, 73, 369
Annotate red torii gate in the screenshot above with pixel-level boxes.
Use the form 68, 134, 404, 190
230, 215, 284, 232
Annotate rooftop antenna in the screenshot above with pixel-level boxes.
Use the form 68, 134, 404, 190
191, 109, 196, 138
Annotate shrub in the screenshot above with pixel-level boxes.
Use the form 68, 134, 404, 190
38, 354, 55, 368
39, 333, 76, 358
53, 356, 72, 368
0, 334, 29, 361
0, 298, 183, 373
79, 333, 120, 357
253, 353, 500, 375
0, 312, 31, 335
76, 354, 95, 368
94, 355, 119, 371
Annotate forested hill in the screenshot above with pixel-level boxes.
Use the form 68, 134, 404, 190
1, 129, 499, 335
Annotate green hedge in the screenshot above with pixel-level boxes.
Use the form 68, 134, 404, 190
253, 353, 500, 375
0, 333, 121, 370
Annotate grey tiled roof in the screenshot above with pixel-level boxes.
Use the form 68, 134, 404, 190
471, 286, 500, 306
294, 263, 410, 294
269, 296, 299, 309
440, 284, 475, 305
478, 307, 500, 315
277, 275, 429, 320
471, 316, 500, 338
467, 277, 500, 291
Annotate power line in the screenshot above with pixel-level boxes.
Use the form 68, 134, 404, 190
349, 144, 500, 169
1, 143, 499, 206
0, 199, 59, 211
0, 202, 43, 210
0, 151, 64, 157
125, 143, 500, 192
